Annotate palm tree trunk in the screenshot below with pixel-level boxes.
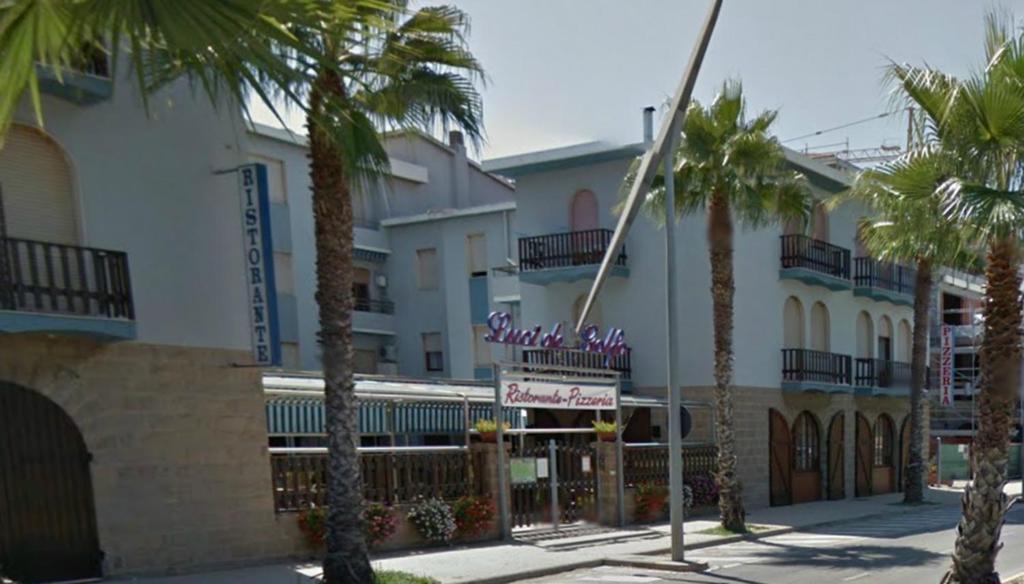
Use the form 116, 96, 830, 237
308, 66, 373, 583
904, 258, 932, 504
943, 236, 1021, 584
707, 192, 745, 532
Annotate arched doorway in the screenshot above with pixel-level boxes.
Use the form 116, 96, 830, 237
569, 189, 599, 232
0, 383, 102, 582
897, 319, 912, 362
810, 302, 830, 352
856, 311, 874, 359
791, 411, 822, 503
769, 409, 792, 506
827, 412, 845, 500
783, 296, 805, 349
0, 124, 79, 245
855, 413, 873, 497
873, 414, 896, 494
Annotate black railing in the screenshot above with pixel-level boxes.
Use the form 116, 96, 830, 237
780, 234, 850, 280
0, 237, 133, 319
518, 229, 626, 272
782, 348, 851, 385
853, 258, 916, 296
855, 358, 914, 389
354, 297, 394, 315
522, 347, 631, 380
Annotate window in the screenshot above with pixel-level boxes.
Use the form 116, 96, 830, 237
417, 248, 439, 290
353, 348, 377, 374
249, 154, 287, 203
874, 415, 894, 467
473, 324, 491, 367
423, 332, 443, 372
274, 252, 295, 295
467, 234, 488, 276
792, 412, 820, 472
353, 267, 371, 310
783, 296, 805, 349
281, 342, 300, 369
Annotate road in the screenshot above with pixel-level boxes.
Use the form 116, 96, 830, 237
517, 503, 1024, 584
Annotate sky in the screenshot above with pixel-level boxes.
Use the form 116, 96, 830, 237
251, 0, 1024, 161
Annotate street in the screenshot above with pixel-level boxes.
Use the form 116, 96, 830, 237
518, 503, 1024, 583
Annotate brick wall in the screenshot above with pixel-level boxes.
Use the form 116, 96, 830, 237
0, 334, 304, 576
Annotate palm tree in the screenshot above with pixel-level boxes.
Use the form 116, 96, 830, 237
286, 4, 483, 580
839, 146, 976, 505
887, 13, 1024, 582
625, 81, 809, 532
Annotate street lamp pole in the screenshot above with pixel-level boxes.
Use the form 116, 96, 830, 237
664, 121, 685, 561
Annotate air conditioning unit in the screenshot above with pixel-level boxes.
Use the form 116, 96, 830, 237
376, 274, 388, 288
379, 344, 398, 362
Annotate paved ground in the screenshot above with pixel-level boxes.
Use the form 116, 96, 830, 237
517, 503, 1024, 584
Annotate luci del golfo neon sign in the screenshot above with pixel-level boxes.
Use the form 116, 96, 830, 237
484, 311, 628, 365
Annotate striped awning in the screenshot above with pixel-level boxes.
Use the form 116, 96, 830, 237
266, 399, 523, 436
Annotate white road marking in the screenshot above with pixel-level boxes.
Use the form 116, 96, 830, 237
842, 573, 871, 581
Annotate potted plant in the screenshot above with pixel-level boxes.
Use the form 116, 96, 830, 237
474, 419, 510, 443
452, 496, 496, 539
407, 497, 457, 544
634, 482, 668, 521
592, 420, 618, 442
363, 503, 398, 548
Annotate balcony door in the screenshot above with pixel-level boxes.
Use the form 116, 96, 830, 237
570, 189, 598, 232
0, 124, 78, 245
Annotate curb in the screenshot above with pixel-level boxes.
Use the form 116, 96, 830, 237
457, 560, 603, 584
1007, 572, 1024, 584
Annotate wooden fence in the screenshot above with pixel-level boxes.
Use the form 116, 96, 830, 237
270, 449, 485, 512
622, 444, 718, 487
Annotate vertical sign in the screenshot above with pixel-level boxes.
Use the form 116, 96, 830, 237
940, 324, 953, 406
238, 164, 281, 366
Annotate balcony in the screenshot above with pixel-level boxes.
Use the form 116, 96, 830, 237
354, 297, 394, 315
352, 296, 395, 335
854, 358, 913, 397
37, 47, 113, 105
853, 258, 915, 307
522, 347, 632, 390
518, 229, 628, 285
781, 348, 852, 393
0, 237, 135, 339
779, 234, 851, 291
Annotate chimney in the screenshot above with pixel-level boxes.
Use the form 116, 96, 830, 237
448, 130, 465, 150
643, 106, 655, 144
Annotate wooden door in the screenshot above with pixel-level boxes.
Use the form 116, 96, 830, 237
899, 416, 911, 492
827, 412, 845, 500
769, 409, 793, 506
0, 383, 102, 583
855, 413, 873, 497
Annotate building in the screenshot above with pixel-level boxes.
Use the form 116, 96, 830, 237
482, 111, 921, 508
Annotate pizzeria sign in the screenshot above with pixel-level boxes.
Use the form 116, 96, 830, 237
500, 380, 617, 410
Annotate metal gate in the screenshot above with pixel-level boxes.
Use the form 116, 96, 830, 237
0, 383, 102, 583
855, 413, 873, 497
509, 440, 598, 529
827, 412, 845, 500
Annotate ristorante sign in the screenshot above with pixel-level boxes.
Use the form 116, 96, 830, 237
500, 380, 617, 410
484, 311, 628, 365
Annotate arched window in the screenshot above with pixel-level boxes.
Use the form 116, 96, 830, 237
856, 311, 874, 359
898, 319, 912, 362
874, 414, 895, 467
811, 202, 829, 241
783, 296, 805, 348
0, 124, 77, 244
810, 302, 830, 352
793, 411, 820, 472
878, 316, 893, 361
570, 189, 598, 232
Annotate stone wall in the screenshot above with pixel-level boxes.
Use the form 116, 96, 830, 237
677, 386, 918, 509
0, 334, 304, 576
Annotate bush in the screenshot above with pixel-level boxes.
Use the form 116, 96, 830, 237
685, 472, 719, 507
452, 496, 496, 538
473, 419, 510, 433
634, 482, 668, 519
407, 498, 456, 543
364, 503, 398, 547
373, 570, 440, 584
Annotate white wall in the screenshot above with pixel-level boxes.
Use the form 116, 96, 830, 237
13, 75, 254, 351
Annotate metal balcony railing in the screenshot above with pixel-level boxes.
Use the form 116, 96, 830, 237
354, 297, 394, 315
855, 358, 913, 389
0, 237, 133, 319
518, 229, 626, 272
854, 258, 916, 295
522, 347, 631, 380
782, 348, 852, 385
780, 234, 851, 280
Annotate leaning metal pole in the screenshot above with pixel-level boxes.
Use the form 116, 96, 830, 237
664, 123, 685, 561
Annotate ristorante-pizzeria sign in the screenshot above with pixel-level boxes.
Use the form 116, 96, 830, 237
500, 380, 617, 410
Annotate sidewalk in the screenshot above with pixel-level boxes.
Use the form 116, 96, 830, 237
119, 486, 1018, 584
